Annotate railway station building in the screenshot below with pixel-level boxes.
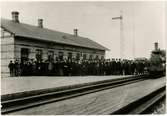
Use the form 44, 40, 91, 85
1, 11, 108, 77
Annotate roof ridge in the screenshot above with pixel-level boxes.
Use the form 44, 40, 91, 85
1, 18, 85, 38
1, 18, 109, 51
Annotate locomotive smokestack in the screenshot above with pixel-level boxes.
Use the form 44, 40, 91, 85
154, 42, 158, 51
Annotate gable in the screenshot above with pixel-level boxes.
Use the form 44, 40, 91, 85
1, 27, 13, 38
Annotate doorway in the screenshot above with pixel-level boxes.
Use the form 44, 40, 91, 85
21, 48, 29, 63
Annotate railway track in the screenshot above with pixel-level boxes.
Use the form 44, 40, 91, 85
1, 75, 148, 114
111, 85, 166, 114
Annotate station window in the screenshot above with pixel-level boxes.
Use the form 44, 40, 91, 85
76, 53, 80, 60
36, 49, 43, 62
48, 51, 54, 62
83, 54, 87, 60
89, 54, 93, 60
58, 52, 64, 61
68, 52, 72, 60
95, 55, 99, 59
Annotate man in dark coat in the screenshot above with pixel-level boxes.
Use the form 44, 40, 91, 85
8, 60, 14, 77
131, 61, 136, 75
117, 59, 121, 75
14, 60, 20, 76
112, 59, 116, 75
63, 59, 68, 76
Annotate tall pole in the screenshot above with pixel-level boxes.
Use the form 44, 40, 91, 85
132, 7, 135, 60
120, 11, 124, 59
112, 11, 124, 59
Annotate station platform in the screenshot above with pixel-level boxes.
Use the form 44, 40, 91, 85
4, 76, 166, 115
1, 75, 132, 95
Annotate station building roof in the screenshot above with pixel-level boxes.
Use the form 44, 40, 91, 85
1, 18, 109, 51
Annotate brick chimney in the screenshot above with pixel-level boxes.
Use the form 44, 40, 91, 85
38, 19, 43, 28
11, 11, 19, 23
154, 42, 158, 51
74, 29, 78, 36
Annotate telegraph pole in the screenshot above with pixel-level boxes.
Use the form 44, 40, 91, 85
112, 11, 124, 59
132, 7, 135, 60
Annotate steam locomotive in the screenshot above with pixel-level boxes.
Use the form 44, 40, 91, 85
148, 43, 166, 78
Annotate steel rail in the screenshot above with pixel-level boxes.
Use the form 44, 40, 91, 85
1, 75, 148, 114
111, 86, 166, 114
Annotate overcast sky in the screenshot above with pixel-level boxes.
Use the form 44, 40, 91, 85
1, 1, 166, 59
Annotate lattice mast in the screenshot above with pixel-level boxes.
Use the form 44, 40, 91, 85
112, 11, 124, 59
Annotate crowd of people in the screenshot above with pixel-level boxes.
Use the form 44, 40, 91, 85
8, 58, 148, 77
